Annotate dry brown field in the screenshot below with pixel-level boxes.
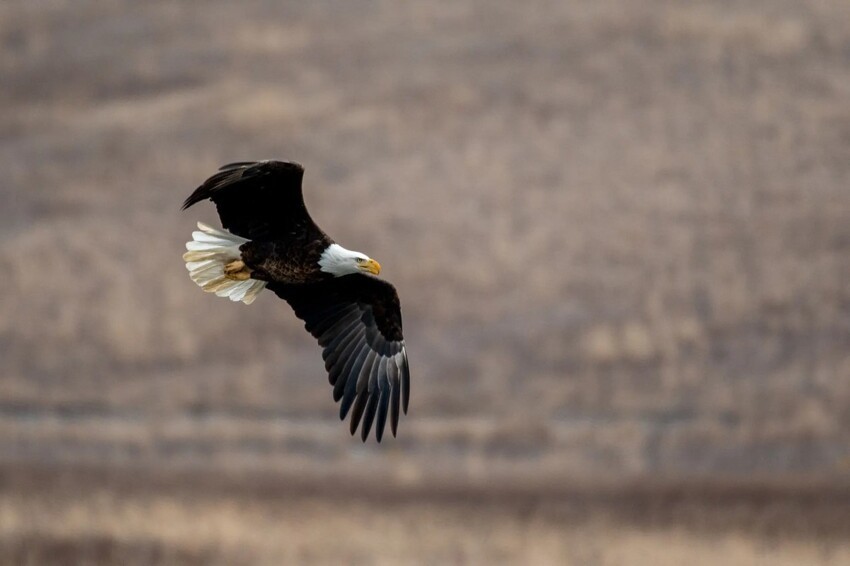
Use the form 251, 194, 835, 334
2, 0, 850, 563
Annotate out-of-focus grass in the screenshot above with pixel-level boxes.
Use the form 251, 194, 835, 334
1, 465, 850, 565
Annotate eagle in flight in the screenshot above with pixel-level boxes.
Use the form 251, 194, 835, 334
182, 161, 409, 442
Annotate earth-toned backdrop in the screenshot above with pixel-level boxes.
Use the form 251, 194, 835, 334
2, 1, 849, 563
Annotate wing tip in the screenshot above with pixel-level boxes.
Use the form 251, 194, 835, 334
181, 160, 306, 211
180, 192, 201, 211
218, 160, 304, 174
218, 161, 258, 171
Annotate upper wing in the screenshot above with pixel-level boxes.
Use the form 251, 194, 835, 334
268, 274, 410, 442
182, 161, 321, 241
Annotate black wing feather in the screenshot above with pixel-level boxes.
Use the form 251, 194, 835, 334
340, 347, 370, 419
182, 160, 324, 241
389, 359, 401, 436
375, 385, 390, 442
269, 274, 409, 442
360, 390, 381, 442
349, 388, 370, 435
329, 328, 365, 392
322, 315, 364, 370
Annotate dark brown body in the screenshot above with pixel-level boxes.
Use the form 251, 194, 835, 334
241, 237, 332, 284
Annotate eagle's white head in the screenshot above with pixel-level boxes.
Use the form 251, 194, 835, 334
318, 243, 381, 277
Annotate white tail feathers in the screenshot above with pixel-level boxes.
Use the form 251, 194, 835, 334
183, 222, 266, 304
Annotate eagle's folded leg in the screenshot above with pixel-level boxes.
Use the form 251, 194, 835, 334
224, 260, 252, 281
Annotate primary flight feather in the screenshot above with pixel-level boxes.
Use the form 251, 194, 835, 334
182, 161, 409, 442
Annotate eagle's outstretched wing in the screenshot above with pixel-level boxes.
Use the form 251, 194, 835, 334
269, 274, 410, 442
182, 161, 323, 241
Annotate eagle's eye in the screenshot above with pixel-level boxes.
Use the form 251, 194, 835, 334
355, 257, 364, 263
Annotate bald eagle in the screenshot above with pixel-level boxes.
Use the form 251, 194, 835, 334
182, 161, 409, 442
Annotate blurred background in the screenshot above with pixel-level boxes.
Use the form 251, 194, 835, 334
2, 0, 850, 564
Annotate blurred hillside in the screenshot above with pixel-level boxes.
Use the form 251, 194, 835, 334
1, 0, 850, 563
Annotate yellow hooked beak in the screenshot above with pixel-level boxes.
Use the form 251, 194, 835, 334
360, 258, 381, 275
